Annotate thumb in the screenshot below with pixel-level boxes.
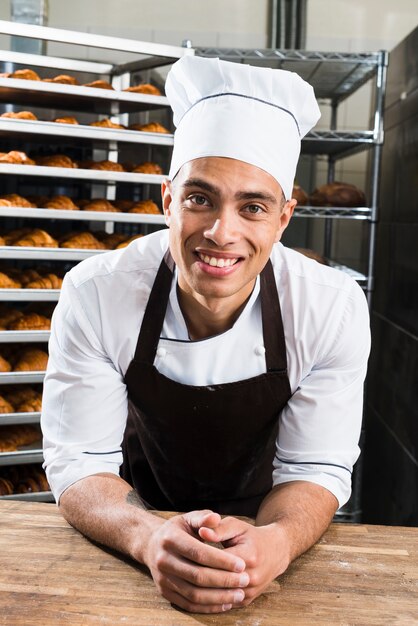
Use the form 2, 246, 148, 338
183, 509, 221, 533
198, 516, 247, 544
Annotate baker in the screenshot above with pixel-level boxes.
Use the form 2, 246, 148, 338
42, 56, 370, 614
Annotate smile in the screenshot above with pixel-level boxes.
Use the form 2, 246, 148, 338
197, 253, 239, 268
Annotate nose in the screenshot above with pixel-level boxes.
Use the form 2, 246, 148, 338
203, 209, 241, 246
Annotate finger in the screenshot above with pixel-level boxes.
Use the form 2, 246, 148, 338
159, 552, 250, 589
169, 532, 246, 572
183, 510, 221, 531
164, 572, 246, 607
162, 586, 234, 614
198, 516, 247, 544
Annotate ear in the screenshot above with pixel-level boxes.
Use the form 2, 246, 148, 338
161, 179, 173, 227
274, 198, 296, 243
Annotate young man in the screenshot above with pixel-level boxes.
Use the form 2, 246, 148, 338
42, 56, 370, 614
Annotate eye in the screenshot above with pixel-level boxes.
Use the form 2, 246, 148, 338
188, 194, 209, 206
243, 204, 264, 215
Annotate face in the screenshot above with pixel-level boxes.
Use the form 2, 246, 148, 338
162, 157, 295, 311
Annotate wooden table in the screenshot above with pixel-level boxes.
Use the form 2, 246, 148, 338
0, 501, 417, 625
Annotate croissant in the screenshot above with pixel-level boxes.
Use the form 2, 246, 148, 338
0, 308, 23, 327
35, 154, 77, 168
59, 232, 106, 250
123, 83, 161, 96
90, 118, 125, 129
129, 122, 170, 134
24, 195, 48, 207
0, 355, 11, 372
43, 74, 78, 85
16, 395, 42, 413
0, 150, 35, 165
0, 478, 13, 495
44, 195, 78, 210
26, 273, 62, 289
0, 394, 14, 413
1, 110, 38, 120
82, 199, 119, 212
4, 386, 38, 406
14, 349, 48, 371
99, 233, 128, 249
113, 199, 134, 211
10, 69, 41, 81
132, 162, 162, 175
87, 160, 124, 172
129, 200, 161, 214
10, 269, 42, 286
8, 313, 51, 331
0, 199, 11, 206
13, 229, 59, 248
0, 193, 37, 208
3, 228, 32, 245
0, 424, 40, 451
0, 272, 21, 289
83, 80, 114, 90
116, 234, 143, 249
52, 116, 79, 125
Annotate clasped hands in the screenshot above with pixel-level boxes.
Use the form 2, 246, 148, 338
143, 509, 289, 614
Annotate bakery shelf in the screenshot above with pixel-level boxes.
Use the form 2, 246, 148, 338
0, 289, 60, 302
0, 449, 43, 466
294, 205, 371, 219
0, 331, 50, 343
0, 206, 166, 225
302, 130, 377, 157
0, 412, 41, 426
0, 118, 174, 147
0, 246, 108, 261
0, 78, 170, 115
194, 48, 386, 103
0, 491, 54, 502
0, 164, 166, 184
0, 372, 45, 384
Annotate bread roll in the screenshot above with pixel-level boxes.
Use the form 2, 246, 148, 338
87, 160, 124, 172
123, 83, 161, 96
292, 184, 309, 206
83, 80, 114, 90
309, 182, 366, 207
14, 349, 48, 371
132, 162, 162, 175
0, 150, 35, 165
59, 232, 106, 250
35, 154, 77, 168
43, 74, 78, 85
1, 110, 37, 120
128, 122, 170, 134
44, 195, 78, 210
52, 116, 79, 125
128, 200, 160, 214
10, 69, 41, 81
90, 118, 125, 129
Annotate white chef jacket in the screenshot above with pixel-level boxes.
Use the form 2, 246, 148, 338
41, 229, 370, 508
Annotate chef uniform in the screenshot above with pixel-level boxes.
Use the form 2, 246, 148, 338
42, 57, 370, 515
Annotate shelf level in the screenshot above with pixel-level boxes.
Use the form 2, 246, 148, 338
0, 206, 166, 225
0, 412, 41, 426
0, 372, 45, 384
0, 289, 60, 302
294, 205, 371, 219
0, 491, 54, 502
0, 246, 108, 261
0, 331, 50, 343
0, 449, 43, 466
0, 164, 166, 184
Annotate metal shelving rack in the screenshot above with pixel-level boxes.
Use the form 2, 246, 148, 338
195, 47, 388, 523
0, 21, 192, 503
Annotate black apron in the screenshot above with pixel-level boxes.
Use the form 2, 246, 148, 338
121, 251, 292, 517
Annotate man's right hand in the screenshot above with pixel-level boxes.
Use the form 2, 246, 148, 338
141, 509, 250, 613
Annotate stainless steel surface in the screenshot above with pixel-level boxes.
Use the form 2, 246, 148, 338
0, 118, 174, 147
0, 372, 45, 384
0, 491, 54, 501
294, 206, 371, 219
0, 412, 41, 425
0, 288, 60, 301
0, 246, 108, 261
0, 207, 166, 225
0, 77, 170, 114
0, 49, 112, 74
0, 449, 43, 465
0, 163, 166, 184
0, 330, 50, 343
11, 0, 48, 56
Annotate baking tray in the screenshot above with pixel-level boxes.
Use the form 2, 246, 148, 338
0, 331, 50, 343
0, 289, 60, 302
0, 372, 45, 384
0, 206, 166, 225
0, 163, 167, 184
0, 412, 41, 426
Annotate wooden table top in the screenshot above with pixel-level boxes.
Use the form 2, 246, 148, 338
0, 501, 417, 626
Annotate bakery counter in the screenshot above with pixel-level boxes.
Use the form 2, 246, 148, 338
0, 77, 170, 114
1, 501, 417, 626
0, 118, 174, 147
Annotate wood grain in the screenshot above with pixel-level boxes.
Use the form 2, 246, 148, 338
0, 501, 417, 625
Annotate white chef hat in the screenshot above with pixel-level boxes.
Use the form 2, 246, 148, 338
165, 55, 320, 200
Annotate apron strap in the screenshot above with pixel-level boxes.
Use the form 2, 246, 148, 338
134, 251, 288, 373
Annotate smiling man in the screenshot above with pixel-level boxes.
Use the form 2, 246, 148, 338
42, 56, 370, 614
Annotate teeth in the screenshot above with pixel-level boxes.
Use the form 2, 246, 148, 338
200, 254, 237, 268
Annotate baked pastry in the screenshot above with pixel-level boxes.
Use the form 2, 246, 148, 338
0, 110, 38, 120
0, 478, 13, 495
0, 194, 37, 208
35, 154, 77, 168
129, 122, 170, 134
0, 150, 35, 165
3, 385, 38, 407
129, 200, 161, 214
0, 394, 14, 413
0, 272, 21, 289
52, 116, 79, 124
116, 234, 143, 249
87, 160, 124, 172
14, 349, 48, 371
123, 83, 161, 96
8, 313, 51, 331
26, 273, 62, 289
13, 229, 59, 248
44, 195, 78, 210
113, 199, 134, 211
293, 247, 328, 265
0, 72, 10, 79
292, 184, 309, 206
0, 307, 23, 327
17, 394, 42, 413
59, 232, 106, 250
0, 355, 11, 372
82, 199, 119, 212
83, 80, 114, 90
0, 424, 40, 451
90, 118, 125, 129
309, 182, 366, 207
98, 233, 128, 249
43, 74, 78, 85
10, 68, 41, 81
132, 162, 163, 175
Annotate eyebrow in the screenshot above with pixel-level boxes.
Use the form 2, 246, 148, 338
181, 177, 279, 205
